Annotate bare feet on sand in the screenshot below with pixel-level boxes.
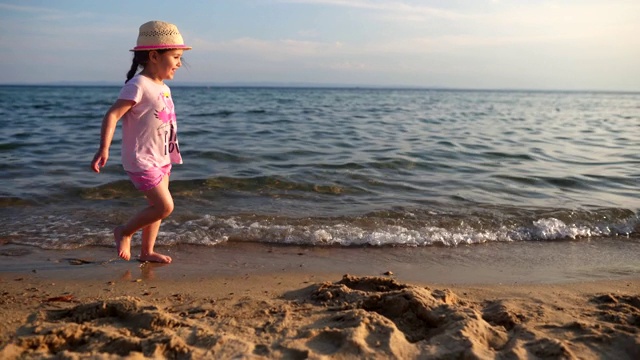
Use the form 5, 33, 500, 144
139, 252, 173, 264
114, 226, 131, 261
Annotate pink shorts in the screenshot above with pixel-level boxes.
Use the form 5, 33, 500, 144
126, 164, 172, 191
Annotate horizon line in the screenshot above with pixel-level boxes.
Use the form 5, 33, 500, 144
0, 81, 638, 94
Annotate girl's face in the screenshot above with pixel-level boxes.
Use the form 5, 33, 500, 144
150, 49, 184, 81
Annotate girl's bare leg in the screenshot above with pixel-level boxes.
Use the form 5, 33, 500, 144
117, 174, 174, 263
140, 218, 172, 263
114, 225, 132, 261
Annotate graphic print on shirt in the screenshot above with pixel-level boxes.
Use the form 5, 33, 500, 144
155, 91, 180, 156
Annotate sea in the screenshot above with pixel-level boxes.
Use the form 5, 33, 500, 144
1, 85, 640, 252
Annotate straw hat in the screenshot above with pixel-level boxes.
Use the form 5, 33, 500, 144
130, 20, 192, 51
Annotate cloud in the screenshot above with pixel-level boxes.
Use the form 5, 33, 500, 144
0, 3, 62, 14
195, 31, 577, 63
277, 0, 468, 20
278, 0, 640, 40
193, 36, 350, 60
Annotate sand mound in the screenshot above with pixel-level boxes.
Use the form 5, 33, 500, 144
1, 275, 639, 359
308, 274, 508, 358
295, 275, 639, 359
3, 296, 200, 359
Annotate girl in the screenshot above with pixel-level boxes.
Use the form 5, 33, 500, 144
91, 21, 192, 263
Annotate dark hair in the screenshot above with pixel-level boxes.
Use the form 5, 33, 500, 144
125, 50, 169, 83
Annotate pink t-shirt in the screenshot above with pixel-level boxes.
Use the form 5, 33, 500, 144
118, 75, 183, 172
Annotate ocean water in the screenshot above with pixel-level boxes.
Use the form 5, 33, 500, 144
1, 85, 640, 250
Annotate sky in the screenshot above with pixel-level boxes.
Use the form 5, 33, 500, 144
0, 0, 638, 91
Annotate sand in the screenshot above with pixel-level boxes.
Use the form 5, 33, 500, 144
0, 241, 639, 359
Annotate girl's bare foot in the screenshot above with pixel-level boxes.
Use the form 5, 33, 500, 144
139, 252, 172, 264
114, 226, 131, 261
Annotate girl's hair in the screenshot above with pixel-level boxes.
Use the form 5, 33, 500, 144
125, 50, 169, 83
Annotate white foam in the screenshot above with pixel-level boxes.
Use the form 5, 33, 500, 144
5, 213, 638, 249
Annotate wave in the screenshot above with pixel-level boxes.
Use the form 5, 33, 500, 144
73, 176, 351, 201
162, 210, 638, 247
77, 180, 139, 200
0, 196, 33, 207
3, 206, 638, 250
0, 142, 31, 151
189, 110, 235, 118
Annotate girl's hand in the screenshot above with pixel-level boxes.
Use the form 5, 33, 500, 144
91, 149, 109, 173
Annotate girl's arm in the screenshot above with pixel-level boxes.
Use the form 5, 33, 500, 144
91, 99, 135, 173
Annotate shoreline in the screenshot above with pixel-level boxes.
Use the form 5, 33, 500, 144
1, 241, 639, 358
1, 238, 639, 285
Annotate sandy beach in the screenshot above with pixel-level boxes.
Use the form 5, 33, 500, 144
0, 241, 639, 359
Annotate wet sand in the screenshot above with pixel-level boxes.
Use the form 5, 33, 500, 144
0, 240, 639, 359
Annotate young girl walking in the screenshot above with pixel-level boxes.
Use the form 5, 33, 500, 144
91, 21, 192, 263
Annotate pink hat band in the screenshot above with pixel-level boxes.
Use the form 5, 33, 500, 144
132, 44, 192, 51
